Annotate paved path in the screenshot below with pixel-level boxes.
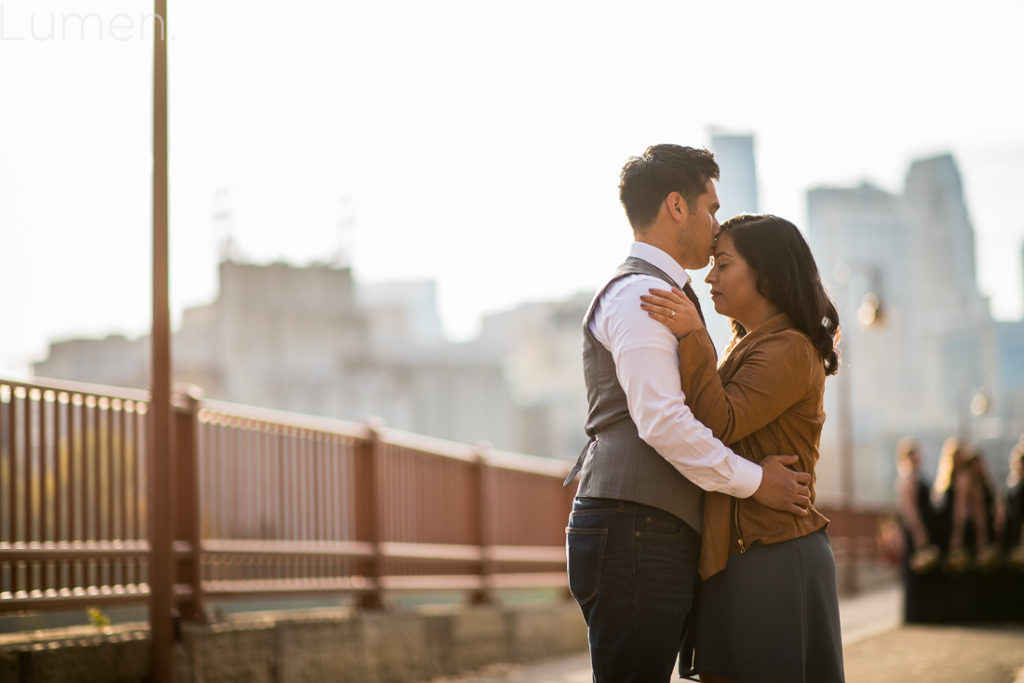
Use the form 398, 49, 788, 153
433, 584, 1024, 682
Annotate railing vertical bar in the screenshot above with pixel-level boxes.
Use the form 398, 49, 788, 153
113, 399, 124, 583
48, 392, 61, 591
304, 429, 313, 578
227, 418, 238, 540
56, 393, 70, 592
71, 395, 84, 590
230, 418, 241, 577
258, 421, 266, 548
198, 416, 209, 585
13, 390, 24, 594
310, 431, 320, 579
1, 386, 10, 595
124, 401, 137, 586
219, 416, 230, 539
137, 403, 150, 588
280, 425, 290, 583
28, 390, 41, 593
113, 400, 125, 571
293, 428, 303, 579
282, 426, 294, 581
249, 421, 259, 540
239, 420, 250, 542
326, 435, 337, 579
258, 425, 270, 580
300, 429, 311, 578
87, 396, 100, 588
0, 387, 9, 545
316, 431, 326, 579
39, 391, 54, 593
296, 427, 305, 579
274, 426, 284, 583
20, 390, 31, 594
99, 397, 112, 588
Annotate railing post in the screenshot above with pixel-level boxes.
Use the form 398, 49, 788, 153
470, 444, 496, 605
355, 419, 384, 609
174, 387, 205, 622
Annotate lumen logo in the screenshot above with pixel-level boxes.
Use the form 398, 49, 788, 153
0, 5, 167, 42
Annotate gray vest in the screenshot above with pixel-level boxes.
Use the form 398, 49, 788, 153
569, 257, 703, 531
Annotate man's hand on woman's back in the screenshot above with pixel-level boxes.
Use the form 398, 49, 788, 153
752, 454, 811, 515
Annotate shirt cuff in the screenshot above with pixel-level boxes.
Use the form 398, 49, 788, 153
728, 456, 763, 499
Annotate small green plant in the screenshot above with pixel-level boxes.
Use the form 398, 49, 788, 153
86, 606, 111, 629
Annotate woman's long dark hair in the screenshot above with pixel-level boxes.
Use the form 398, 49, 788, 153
719, 214, 841, 376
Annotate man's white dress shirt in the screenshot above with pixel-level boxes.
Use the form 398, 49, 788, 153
587, 241, 762, 497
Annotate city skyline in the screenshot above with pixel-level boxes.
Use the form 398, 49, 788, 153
2, 0, 1023, 376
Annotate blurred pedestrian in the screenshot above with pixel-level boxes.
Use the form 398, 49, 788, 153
1001, 440, 1024, 566
895, 438, 941, 622
998, 439, 1024, 621
932, 437, 999, 621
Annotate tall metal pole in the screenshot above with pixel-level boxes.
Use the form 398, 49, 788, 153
150, 1, 175, 680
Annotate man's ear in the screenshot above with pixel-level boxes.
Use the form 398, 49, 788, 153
666, 192, 689, 222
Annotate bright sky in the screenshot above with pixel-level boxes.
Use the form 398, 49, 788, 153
2, 0, 1023, 377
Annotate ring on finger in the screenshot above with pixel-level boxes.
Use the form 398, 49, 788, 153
671, 310, 676, 317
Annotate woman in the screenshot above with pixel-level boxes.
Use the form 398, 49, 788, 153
932, 438, 996, 572
640, 214, 844, 683
1002, 440, 1024, 567
1000, 441, 1024, 620
894, 437, 941, 622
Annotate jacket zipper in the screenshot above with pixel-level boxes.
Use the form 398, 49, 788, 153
734, 498, 746, 553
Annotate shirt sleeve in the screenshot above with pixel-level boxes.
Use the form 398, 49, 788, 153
592, 275, 762, 498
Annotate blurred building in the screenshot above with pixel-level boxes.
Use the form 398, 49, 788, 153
34, 261, 526, 453
807, 153, 1015, 503
710, 129, 759, 220
32, 334, 148, 390
474, 294, 591, 460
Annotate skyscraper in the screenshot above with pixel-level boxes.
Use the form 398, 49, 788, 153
703, 131, 760, 351
710, 130, 759, 220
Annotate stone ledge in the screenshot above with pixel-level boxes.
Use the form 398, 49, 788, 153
1, 601, 588, 682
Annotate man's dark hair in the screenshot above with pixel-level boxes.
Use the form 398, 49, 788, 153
618, 144, 719, 231
719, 214, 842, 376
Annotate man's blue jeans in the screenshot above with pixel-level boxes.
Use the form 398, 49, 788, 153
566, 496, 700, 682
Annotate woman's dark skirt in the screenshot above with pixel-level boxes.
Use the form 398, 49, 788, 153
694, 528, 845, 683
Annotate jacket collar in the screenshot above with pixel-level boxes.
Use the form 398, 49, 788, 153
721, 312, 796, 368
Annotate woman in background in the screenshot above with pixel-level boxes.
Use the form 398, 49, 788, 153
894, 438, 940, 622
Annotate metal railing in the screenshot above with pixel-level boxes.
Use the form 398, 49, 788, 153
0, 378, 575, 618
0, 380, 151, 611
0, 376, 886, 620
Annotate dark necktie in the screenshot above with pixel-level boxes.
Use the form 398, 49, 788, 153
681, 281, 706, 327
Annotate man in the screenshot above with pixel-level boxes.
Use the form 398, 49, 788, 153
564, 144, 812, 682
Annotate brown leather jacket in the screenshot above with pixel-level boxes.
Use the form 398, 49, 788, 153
677, 312, 829, 579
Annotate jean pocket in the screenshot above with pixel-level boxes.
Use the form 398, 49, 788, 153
566, 527, 608, 605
